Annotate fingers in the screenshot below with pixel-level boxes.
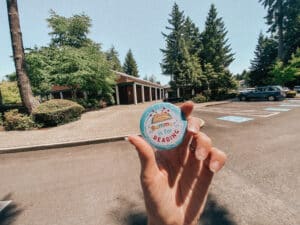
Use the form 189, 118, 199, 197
208, 147, 227, 173
180, 101, 194, 119
178, 117, 201, 161
193, 132, 212, 161
127, 135, 160, 180
191, 132, 227, 173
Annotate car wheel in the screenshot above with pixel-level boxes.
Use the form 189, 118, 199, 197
268, 95, 275, 101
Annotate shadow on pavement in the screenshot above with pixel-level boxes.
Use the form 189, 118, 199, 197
199, 194, 237, 225
0, 193, 23, 225
110, 193, 236, 225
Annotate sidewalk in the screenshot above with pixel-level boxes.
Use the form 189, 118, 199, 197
0, 101, 229, 152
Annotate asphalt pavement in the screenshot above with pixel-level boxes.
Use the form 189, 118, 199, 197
0, 100, 299, 225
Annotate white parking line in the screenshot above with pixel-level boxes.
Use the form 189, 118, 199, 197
265, 107, 291, 112
195, 107, 277, 117
0, 200, 12, 213
279, 104, 300, 107
217, 116, 254, 123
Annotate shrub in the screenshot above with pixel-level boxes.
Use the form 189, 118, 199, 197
192, 94, 207, 103
3, 109, 35, 131
32, 99, 84, 126
0, 82, 22, 105
77, 98, 100, 109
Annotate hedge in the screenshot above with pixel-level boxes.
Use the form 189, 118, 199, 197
32, 99, 84, 126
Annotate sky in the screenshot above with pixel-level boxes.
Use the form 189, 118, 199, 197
0, 0, 268, 85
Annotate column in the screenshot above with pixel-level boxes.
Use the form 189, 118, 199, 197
177, 88, 180, 98
133, 83, 137, 105
141, 85, 145, 103
115, 85, 120, 105
83, 91, 88, 100
192, 89, 195, 96
149, 87, 152, 101
59, 92, 64, 99
155, 88, 158, 101
159, 89, 161, 100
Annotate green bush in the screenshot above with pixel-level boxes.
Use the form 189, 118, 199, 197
192, 94, 208, 103
3, 109, 35, 131
77, 98, 100, 109
0, 82, 22, 105
32, 99, 84, 126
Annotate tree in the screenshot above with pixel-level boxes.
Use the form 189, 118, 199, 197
6, 0, 39, 113
200, 4, 234, 73
123, 49, 139, 77
260, 0, 300, 61
4, 72, 17, 81
249, 33, 278, 86
106, 46, 123, 72
272, 48, 300, 86
161, 3, 186, 78
26, 45, 116, 101
47, 10, 93, 48
283, 0, 300, 62
183, 17, 202, 56
171, 39, 203, 99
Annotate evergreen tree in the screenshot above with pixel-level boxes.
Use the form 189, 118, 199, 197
260, 0, 300, 61
200, 4, 234, 73
106, 46, 123, 72
161, 3, 185, 77
283, 0, 300, 62
123, 49, 139, 77
249, 33, 278, 86
183, 17, 202, 56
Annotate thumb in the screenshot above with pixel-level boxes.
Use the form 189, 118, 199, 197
127, 135, 159, 180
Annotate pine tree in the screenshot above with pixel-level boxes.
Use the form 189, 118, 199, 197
260, 0, 300, 61
123, 49, 139, 77
161, 3, 185, 78
200, 4, 234, 73
249, 33, 278, 86
106, 46, 123, 72
283, 0, 300, 62
183, 17, 202, 56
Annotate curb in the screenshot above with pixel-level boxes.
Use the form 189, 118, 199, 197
0, 119, 205, 154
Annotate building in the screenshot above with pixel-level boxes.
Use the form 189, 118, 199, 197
49, 71, 166, 105
114, 71, 165, 104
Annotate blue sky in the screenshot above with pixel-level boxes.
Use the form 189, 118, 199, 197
0, 0, 268, 84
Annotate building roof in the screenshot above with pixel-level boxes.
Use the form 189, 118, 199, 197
115, 71, 164, 88
51, 85, 71, 92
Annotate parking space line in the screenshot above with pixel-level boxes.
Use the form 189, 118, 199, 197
279, 104, 300, 107
265, 107, 291, 112
196, 107, 276, 118
217, 116, 254, 123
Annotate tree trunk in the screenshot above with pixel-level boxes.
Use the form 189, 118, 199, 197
6, 0, 39, 114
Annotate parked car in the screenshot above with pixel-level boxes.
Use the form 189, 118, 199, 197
294, 86, 300, 93
283, 87, 297, 98
238, 85, 286, 101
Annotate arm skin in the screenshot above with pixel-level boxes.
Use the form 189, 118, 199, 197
128, 101, 227, 225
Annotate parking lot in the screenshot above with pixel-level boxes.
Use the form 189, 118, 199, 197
0, 99, 299, 225
194, 99, 300, 121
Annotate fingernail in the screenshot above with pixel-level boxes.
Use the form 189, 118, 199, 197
210, 161, 221, 173
124, 137, 129, 141
188, 124, 197, 134
195, 147, 207, 160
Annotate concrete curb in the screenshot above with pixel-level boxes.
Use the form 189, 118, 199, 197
0, 119, 205, 154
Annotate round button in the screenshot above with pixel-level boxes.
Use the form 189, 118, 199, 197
140, 102, 187, 150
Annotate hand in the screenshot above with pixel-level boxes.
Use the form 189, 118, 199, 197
128, 101, 227, 225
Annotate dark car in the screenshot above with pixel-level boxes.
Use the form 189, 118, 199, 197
238, 86, 286, 101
